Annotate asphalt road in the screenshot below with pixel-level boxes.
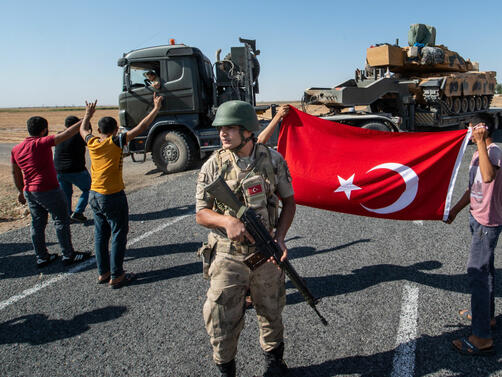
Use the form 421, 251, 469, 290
1, 140, 502, 377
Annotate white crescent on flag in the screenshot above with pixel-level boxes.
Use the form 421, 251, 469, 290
361, 163, 419, 214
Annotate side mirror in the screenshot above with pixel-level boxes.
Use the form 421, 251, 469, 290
125, 72, 131, 92
117, 57, 128, 67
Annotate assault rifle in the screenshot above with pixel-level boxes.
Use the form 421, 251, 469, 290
206, 175, 328, 326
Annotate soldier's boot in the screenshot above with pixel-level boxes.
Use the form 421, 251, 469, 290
263, 342, 288, 376
216, 359, 236, 377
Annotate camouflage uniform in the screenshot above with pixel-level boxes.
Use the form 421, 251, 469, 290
196, 143, 294, 364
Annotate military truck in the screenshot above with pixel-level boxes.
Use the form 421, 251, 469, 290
303, 24, 502, 132
117, 38, 262, 173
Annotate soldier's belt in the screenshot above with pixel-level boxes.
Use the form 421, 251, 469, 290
214, 239, 256, 256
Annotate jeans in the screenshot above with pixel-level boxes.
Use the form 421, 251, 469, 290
468, 214, 502, 339
24, 188, 74, 259
89, 190, 129, 279
57, 170, 91, 214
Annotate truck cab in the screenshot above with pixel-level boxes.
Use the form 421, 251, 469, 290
117, 38, 260, 173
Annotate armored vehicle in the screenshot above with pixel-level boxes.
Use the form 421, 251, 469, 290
117, 38, 262, 173
304, 24, 499, 131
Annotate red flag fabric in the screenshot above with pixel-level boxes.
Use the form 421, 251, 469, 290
278, 107, 471, 221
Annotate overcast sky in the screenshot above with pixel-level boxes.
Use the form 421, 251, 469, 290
1, 0, 501, 107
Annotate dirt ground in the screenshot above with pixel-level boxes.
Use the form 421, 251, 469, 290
1, 96, 501, 234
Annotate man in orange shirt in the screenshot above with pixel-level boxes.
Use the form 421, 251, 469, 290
80, 93, 163, 288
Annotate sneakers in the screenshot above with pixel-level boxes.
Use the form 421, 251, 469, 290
70, 212, 87, 223
36, 253, 59, 268
62, 251, 93, 266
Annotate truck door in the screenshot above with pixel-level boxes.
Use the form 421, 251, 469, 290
163, 56, 199, 113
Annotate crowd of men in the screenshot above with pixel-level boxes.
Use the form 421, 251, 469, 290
9, 96, 502, 374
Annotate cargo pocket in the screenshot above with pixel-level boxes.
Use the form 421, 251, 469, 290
204, 285, 246, 339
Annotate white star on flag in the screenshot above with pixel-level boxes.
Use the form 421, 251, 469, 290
334, 174, 361, 200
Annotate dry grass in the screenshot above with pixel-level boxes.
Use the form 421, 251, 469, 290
0, 108, 119, 143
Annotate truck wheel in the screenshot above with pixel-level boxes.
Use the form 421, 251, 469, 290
361, 122, 392, 132
152, 130, 196, 174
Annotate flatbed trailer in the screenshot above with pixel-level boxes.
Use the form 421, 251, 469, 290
304, 75, 502, 132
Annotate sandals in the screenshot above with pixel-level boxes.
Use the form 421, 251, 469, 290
452, 337, 494, 356
109, 272, 136, 289
458, 309, 496, 328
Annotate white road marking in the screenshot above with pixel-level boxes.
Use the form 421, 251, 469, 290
391, 284, 419, 377
413, 220, 424, 226
0, 214, 192, 312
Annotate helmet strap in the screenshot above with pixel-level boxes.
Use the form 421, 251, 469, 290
230, 128, 254, 153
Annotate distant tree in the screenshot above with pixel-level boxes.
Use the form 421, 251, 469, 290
496, 83, 502, 95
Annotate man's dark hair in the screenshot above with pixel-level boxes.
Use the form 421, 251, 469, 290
98, 117, 118, 135
64, 115, 79, 128
472, 113, 495, 137
27, 116, 48, 136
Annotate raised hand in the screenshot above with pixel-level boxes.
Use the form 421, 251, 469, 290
85, 100, 98, 118
153, 92, 164, 109
277, 104, 290, 119
471, 122, 488, 144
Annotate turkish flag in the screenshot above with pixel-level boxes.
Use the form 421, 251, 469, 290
277, 107, 471, 220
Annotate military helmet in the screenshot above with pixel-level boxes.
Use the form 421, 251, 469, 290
212, 100, 259, 132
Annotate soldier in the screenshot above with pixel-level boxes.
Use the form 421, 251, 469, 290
195, 100, 296, 377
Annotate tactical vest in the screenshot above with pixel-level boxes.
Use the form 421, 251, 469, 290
212, 143, 280, 254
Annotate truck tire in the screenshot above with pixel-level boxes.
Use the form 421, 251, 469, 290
361, 122, 392, 132
152, 130, 196, 174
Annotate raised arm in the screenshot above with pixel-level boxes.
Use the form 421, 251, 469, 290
125, 93, 163, 144
257, 105, 289, 144
79, 100, 97, 140
54, 119, 83, 145
472, 124, 498, 183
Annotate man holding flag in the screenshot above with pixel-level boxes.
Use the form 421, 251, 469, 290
277, 106, 501, 356
446, 114, 502, 356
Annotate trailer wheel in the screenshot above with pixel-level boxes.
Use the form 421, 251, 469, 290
152, 130, 196, 174
475, 96, 482, 111
467, 96, 476, 112
481, 95, 490, 110
361, 122, 392, 132
461, 97, 469, 113
452, 97, 461, 114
